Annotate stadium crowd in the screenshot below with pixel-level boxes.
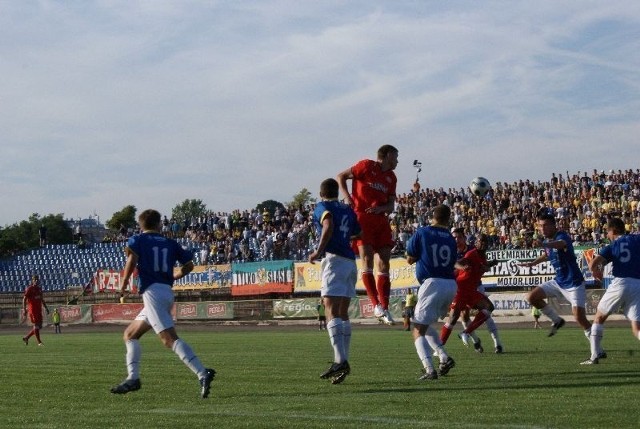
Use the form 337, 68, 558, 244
105, 168, 640, 265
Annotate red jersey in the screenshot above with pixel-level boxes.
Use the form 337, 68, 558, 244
350, 159, 397, 214
455, 248, 486, 293
450, 248, 487, 311
24, 283, 44, 317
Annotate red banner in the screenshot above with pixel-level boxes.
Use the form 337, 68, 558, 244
94, 269, 139, 294
92, 303, 145, 322
231, 283, 293, 296
358, 298, 376, 318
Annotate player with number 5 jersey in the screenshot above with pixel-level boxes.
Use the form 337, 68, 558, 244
583, 217, 640, 365
110, 209, 216, 399
405, 205, 457, 381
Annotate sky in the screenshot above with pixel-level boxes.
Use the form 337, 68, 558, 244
2, 1, 640, 226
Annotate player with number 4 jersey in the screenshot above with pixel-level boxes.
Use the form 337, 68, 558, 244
310, 178, 361, 384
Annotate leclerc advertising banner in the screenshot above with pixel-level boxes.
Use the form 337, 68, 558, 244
231, 260, 294, 296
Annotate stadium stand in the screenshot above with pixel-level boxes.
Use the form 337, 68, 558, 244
1, 168, 639, 293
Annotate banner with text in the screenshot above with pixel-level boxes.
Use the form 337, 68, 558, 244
273, 297, 404, 319
481, 246, 603, 288
51, 305, 92, 324
175, 301, 234, 320
231, 260, 294, 296
174, 264, 232, 291
294, 258, 417, 293
94, 269, 139, 294
92, 303, 146, 323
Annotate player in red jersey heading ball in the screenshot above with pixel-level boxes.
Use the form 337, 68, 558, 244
337, 145, 398, 325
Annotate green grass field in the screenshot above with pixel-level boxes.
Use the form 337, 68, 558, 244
1, 324, 639, 429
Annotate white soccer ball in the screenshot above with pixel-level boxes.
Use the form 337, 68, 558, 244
469, 177, 491, 197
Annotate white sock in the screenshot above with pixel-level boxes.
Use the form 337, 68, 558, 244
327, 318, 346, 363
172, 338, 206, 378
125, 339, 141, 380
540, 305, 561, 324
486, 317, 501, 347
342, 320, 352, 361
590, 324, 604, 360
425, 326, 448, 361
414, 336, 434, 372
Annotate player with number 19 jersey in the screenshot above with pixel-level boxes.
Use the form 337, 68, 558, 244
406, 225, 457, 283
126, 233, 193, 293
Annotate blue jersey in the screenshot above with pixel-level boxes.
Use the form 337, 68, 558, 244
599, 234, 640, 279
126, 232, 193, 293
544, 230, 584, 288
406, 225, 457, 283
312, 200, 360, 260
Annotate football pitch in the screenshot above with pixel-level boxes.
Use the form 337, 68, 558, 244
1, 323, 639, 429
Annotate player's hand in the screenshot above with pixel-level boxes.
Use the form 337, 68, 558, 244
46, 308, 50, 315
308, 251, 319, 264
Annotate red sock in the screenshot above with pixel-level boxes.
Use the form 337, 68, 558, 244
376, 274, 391, 309
25, 328, 35, 340
362, 271, 379, 307
464, 310, 490, 335
440, 324, 453, 345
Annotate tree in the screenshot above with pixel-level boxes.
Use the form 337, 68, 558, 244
256, 200, 285, 217
287, 188, 316, 209
0, 213, 72, 257
171, 199, 207, 226
106, 205, 137, 231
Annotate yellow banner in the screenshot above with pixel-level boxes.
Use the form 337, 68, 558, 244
294, 257, 418, 292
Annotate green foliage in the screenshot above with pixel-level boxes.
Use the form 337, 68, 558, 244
256, 199, 285, 216
2, 326, 640, 428
106, 205, 137, 230
171, 199, 207, 225
287, 188, 316, 209
0, 213, 71, 257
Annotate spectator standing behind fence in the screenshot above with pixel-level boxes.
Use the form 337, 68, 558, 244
309, 178, 361, 385
110, 209, 216, 398
582, 217, 640, 365
22, 275, 49, 346
337, 144, 398, 325
52, 308, 61, 334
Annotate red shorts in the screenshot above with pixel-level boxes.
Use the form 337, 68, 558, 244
353, 212, 394, 251
450, 290, 486, 312
29, 311, 43, 328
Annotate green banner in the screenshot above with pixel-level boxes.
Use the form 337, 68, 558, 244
175, 302, 234, 320
273, 297, 404, 319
